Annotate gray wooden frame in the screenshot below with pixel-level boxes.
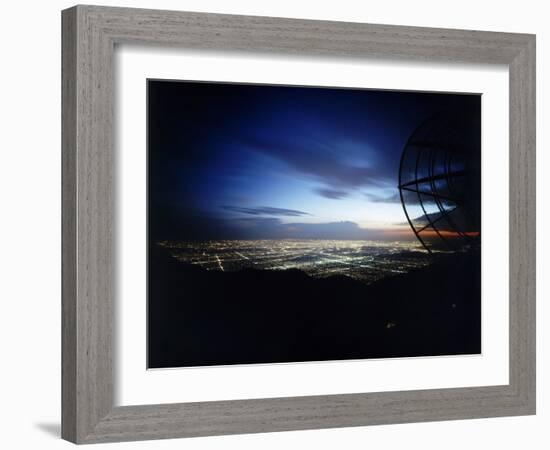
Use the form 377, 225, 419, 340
62, 4, 536, 444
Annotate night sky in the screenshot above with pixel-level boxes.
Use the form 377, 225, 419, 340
147, 80, 480, 241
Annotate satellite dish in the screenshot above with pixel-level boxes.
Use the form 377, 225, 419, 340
398, 111, 481, 253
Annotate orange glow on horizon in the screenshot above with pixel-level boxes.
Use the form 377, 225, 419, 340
376, 227, 480, 240
419, 230, 480, 238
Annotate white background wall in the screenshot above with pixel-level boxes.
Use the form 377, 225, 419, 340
0, 0, 546, 448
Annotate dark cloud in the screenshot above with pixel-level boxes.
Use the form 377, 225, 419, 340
315, 188, 348, 199
226, 218, 386, 240
242, 136, 391, 192
150, 207, 413, 241
222, 205, 310, 217
409, 209, 467, 232
398, 212, 438, 228
365, 191, 402, 203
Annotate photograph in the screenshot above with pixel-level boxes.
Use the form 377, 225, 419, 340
147, 80, 482, 368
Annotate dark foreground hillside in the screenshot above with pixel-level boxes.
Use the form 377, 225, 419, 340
148, 245, 481, 368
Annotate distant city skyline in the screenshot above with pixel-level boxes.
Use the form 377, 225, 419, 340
148, 80, 480, 241
159, 239, 430, 287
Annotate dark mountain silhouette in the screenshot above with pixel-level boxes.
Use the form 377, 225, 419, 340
148, 245, 481, 368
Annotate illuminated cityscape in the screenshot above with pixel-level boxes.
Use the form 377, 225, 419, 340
158, 239, 431, 286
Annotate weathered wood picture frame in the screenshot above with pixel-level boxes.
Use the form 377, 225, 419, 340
62, 5, 536, 444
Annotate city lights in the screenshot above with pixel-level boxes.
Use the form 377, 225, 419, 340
158, 239, 431, 286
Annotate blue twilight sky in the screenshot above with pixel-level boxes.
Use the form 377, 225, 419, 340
147, 80, 480, 241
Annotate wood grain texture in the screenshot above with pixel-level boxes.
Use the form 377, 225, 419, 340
508, 36, 536, 407
61, 7, 77, 443
61, 4, 536, 444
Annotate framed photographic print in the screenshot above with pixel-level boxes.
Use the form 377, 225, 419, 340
62, 5, 536, 444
